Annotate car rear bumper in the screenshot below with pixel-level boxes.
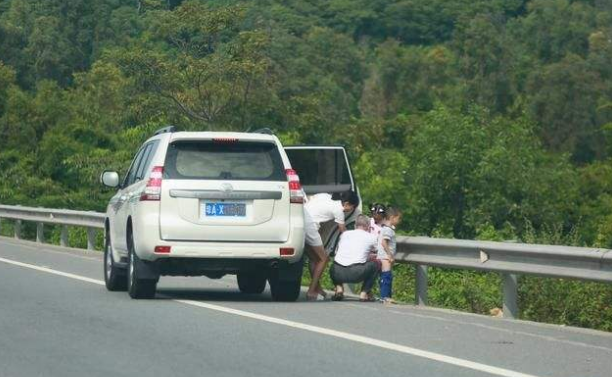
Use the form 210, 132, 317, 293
130, 201, 305, 265
139, 239, 305, 263
132, 217, 304, 265
153, 257, 300, 277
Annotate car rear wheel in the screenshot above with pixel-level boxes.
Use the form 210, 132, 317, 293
268, 259, 304, 302
127, 232, 157, 299
104, 230, 127, 291
269, 275, 301, 302
237, 272, 267, 294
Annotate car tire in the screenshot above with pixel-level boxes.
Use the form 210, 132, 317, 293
127, 232, 157, 299
104, 229, 127, 291
237, 272, 267, 294
268, 263, 303, 302
269, 277, 301, 302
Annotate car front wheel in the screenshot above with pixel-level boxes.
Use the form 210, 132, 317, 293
237, 272, 267, 294
104, 229, 127, 291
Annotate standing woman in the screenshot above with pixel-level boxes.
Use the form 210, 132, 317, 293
303, 191, 360, 300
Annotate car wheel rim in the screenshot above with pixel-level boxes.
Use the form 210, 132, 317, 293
129, 252, 134, 287
105, 244, 112, 280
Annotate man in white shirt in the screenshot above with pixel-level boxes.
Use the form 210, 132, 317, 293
303, 191, 359, 300
329, 214, 379, 301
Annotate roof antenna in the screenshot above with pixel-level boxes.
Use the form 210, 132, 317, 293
154, 125, 176, 135
251, 128, 274, 135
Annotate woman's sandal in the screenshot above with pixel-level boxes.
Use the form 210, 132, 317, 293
307, 293, 322, 301
331, 292, 344, 301
316, 288, 328, 299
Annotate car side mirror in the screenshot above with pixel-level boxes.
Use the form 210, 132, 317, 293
101, 171, 120, 188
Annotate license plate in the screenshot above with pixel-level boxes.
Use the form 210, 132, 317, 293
203, 202, 246, 217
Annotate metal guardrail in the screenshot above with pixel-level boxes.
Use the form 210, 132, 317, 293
1, 204, 611, 319
396, 236, 612, 319
0, 205, 105, 250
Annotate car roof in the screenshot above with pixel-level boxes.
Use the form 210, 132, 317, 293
170, 131, 277, 142
148, 131, 278, 144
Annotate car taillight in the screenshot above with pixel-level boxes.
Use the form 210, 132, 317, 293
280, 248, 294, 256
286, 169, 304, 204
140, 166, 164, 201
154, 246, 171, 253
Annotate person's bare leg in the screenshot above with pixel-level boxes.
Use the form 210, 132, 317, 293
307, 247, 328, 297
316, 252, 329, 297
305, 245, 327, 299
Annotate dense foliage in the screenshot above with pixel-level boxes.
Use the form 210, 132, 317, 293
1, 0, 611, 330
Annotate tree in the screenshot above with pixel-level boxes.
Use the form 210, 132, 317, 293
402, 106, 578, 238
114, 2, 272, 130
454, 14, 516, 113
526, 53, 606, 162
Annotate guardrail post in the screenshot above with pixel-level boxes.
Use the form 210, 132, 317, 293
415, 264, 428, 306
60, 225, 70, 247
36, 222, 44, 243
60, 226, 69, 247
502, 273, 518, 319
86, 227, 96, 251
0, 217, 2, 236
14, 220, 21, 239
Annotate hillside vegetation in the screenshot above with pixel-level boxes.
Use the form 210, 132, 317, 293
0, 0, 611, 330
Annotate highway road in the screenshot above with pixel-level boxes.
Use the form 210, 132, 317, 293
1, 237, 611, 377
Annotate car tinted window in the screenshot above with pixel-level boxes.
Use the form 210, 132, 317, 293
122, 146, 147, 188
133, 144, 152, 183
164, 140, 286, 181
285, 148, 352, 187
135, 141, 159, 181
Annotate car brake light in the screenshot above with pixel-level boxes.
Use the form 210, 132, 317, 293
140, 166, 164, 201
286, 169, 304, 204
213, 137, 239, 143
280, 248, 294, 256
154, 246, 171, 253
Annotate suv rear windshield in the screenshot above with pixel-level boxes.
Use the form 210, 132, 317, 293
164, 140, 286, 181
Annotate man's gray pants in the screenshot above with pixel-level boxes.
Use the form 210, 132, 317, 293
330, 261, 379, 292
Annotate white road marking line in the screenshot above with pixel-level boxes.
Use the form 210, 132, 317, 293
0, 238, 101, 261
0, 257, 104, 286
343, 303, 612, 354
0, 256, 542, 377
174, 299, 540, 377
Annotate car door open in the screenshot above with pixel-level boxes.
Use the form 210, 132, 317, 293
284, 145, 360, 255
283, 146, 356, 195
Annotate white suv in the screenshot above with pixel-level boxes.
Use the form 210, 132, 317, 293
101, 127, 359, 301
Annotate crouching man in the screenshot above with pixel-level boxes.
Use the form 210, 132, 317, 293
330, 214, 379, 302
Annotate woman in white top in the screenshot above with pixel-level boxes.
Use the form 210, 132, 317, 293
303, 191, 359, 300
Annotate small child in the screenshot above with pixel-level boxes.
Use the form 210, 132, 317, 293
368, 203, 386, 265
368, 203, 387, 237
377, 207, 402, 304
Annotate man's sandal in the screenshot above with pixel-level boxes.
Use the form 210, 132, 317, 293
331, 292, 344, 301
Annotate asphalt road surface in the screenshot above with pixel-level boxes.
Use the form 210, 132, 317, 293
1, 237, 611, 377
